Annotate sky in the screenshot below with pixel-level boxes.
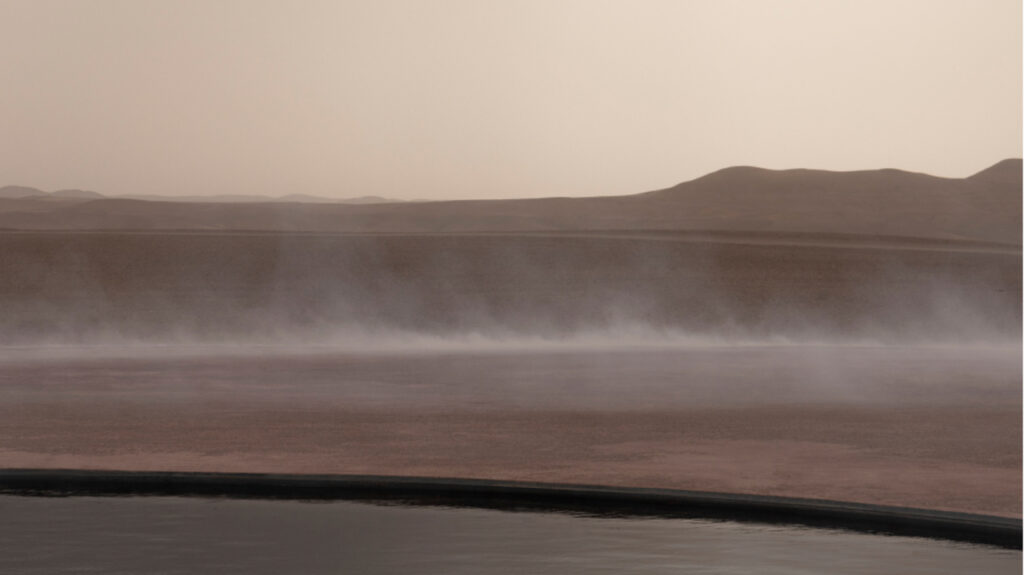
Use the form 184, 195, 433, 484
0, 0, 1020, 200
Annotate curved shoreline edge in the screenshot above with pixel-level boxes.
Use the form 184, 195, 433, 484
1, 469, 1019, 549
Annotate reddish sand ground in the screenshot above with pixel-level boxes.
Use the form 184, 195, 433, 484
1, 346, 1018, 518
2, 405, 1018, 517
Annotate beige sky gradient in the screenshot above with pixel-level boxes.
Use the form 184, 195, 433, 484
1, 0, 1020, 199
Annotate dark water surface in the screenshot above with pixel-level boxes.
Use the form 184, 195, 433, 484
0, 495, 1018, 574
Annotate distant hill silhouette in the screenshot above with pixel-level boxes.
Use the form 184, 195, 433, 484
0, 186, 401, 204
115, 193, 400, 204
0, 160, 1018, 243
966, 158, 1022, 186
52, 189, 104, 199
0, 185, 46, 198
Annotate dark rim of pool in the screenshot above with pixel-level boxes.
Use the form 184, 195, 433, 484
0, 469, 1019, 550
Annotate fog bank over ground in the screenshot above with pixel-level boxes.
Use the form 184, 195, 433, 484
0, 231, 1018, 348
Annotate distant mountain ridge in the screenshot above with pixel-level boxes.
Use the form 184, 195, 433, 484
0, 185, 47, 199
52, 189, 105, 199
0, 160, 1019, 244
966, 158, 1022, 185
117, 193, 400, 204
0, 185, 400, 204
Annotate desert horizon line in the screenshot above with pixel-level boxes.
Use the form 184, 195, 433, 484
2, 158, 1019, 204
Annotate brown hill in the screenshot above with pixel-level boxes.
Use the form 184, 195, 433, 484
51, 189, 105, 199
966, 158, 1022, 186
0, 160, 1018, 243
0, 185, 46, 199
631, 163, 1020, 243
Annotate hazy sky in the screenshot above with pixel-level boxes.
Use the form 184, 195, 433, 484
1, 0, 1020, 199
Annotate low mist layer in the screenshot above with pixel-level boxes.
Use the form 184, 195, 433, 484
1, 231, 1018, 346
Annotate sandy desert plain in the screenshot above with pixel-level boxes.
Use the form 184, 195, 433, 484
0, 161, 1020, 517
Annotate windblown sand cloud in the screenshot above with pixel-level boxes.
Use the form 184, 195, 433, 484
0, 160, 1018, 519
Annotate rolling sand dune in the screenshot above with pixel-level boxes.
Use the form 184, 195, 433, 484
0, 161, 1019, 517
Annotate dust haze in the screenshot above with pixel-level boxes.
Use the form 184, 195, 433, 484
0, 162, 1019, 517
0, 231, 1017, 349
